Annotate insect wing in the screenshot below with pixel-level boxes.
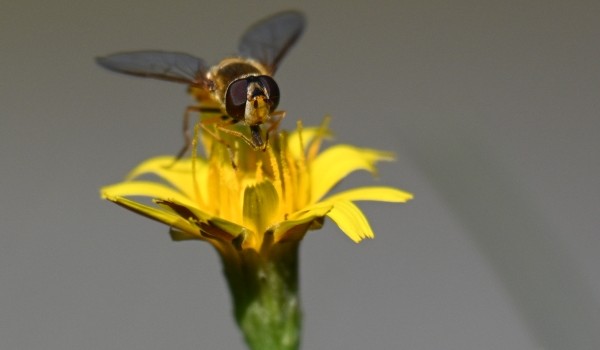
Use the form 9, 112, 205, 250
238, 11, 305, 74
96, 51, 209, 86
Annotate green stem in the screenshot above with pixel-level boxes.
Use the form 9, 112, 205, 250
221, 241, 302, 350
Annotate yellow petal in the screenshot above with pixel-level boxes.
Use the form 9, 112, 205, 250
155, 199, 245, 241
207, 216, 247, 239
326, 201, 374, 243
310, 145, 395, 202
322, 186, 413, 204
271, 216, 321, 242
101, 181, 198, 209
269, 202, 333, 242
242, 181, 280, 235
287, 202, 333, 221
124, 156, 207, 199
104, 195, 200, 236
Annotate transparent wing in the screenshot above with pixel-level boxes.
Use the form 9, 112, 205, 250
238, 10, 305, 74
96, 51, 209, 86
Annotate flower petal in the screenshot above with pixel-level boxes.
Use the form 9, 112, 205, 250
101, 181, 198, 208
242, 181, 280, 236
271, 216, 322, 243
326, 201, 374, 243
207, 216, 247, 240
104, 195, 200, 236
124, 156, 207, 199
272, 202, 333, 241
310, 145, 395, 202
169, 228, 202, 241
322, 186, 413, 204
286, 202, 332, 223
156, 199, 245, 241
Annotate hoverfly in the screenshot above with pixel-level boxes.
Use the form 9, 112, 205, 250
96, 10, 305, 159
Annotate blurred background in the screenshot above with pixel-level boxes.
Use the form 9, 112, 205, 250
1, 0, 599, 349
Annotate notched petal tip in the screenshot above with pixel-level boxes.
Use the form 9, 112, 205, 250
326, 201, 375, 243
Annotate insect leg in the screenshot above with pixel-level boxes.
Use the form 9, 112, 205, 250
263, 110, 286, 150
215, 124, 262, 151
174, 105, 222, 161
164, 106, 223, 169
199, 117, 240, 170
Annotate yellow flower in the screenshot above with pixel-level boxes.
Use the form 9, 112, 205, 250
101, 117, 412, 350
101, 118, 412, 255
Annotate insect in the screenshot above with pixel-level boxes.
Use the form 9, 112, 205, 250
96, 10, 305, 159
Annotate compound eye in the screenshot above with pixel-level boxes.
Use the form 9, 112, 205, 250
258, 76, 280, 112
225, 79, 248, 120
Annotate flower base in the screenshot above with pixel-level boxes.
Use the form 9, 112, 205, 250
221, 241, 302, 350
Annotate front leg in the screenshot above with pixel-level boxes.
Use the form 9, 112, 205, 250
174, 105, 222, 161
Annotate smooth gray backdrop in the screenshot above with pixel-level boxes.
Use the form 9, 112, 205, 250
1, 1, 599, 349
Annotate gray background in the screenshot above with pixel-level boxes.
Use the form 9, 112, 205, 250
1, 0, 599, 349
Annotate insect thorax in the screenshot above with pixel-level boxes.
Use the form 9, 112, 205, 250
208, 57, 268, 106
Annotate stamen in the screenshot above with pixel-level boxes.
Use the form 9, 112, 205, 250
307, 116, 331, 162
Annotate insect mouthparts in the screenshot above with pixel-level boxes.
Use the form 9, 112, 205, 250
250, 125, 264, 148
